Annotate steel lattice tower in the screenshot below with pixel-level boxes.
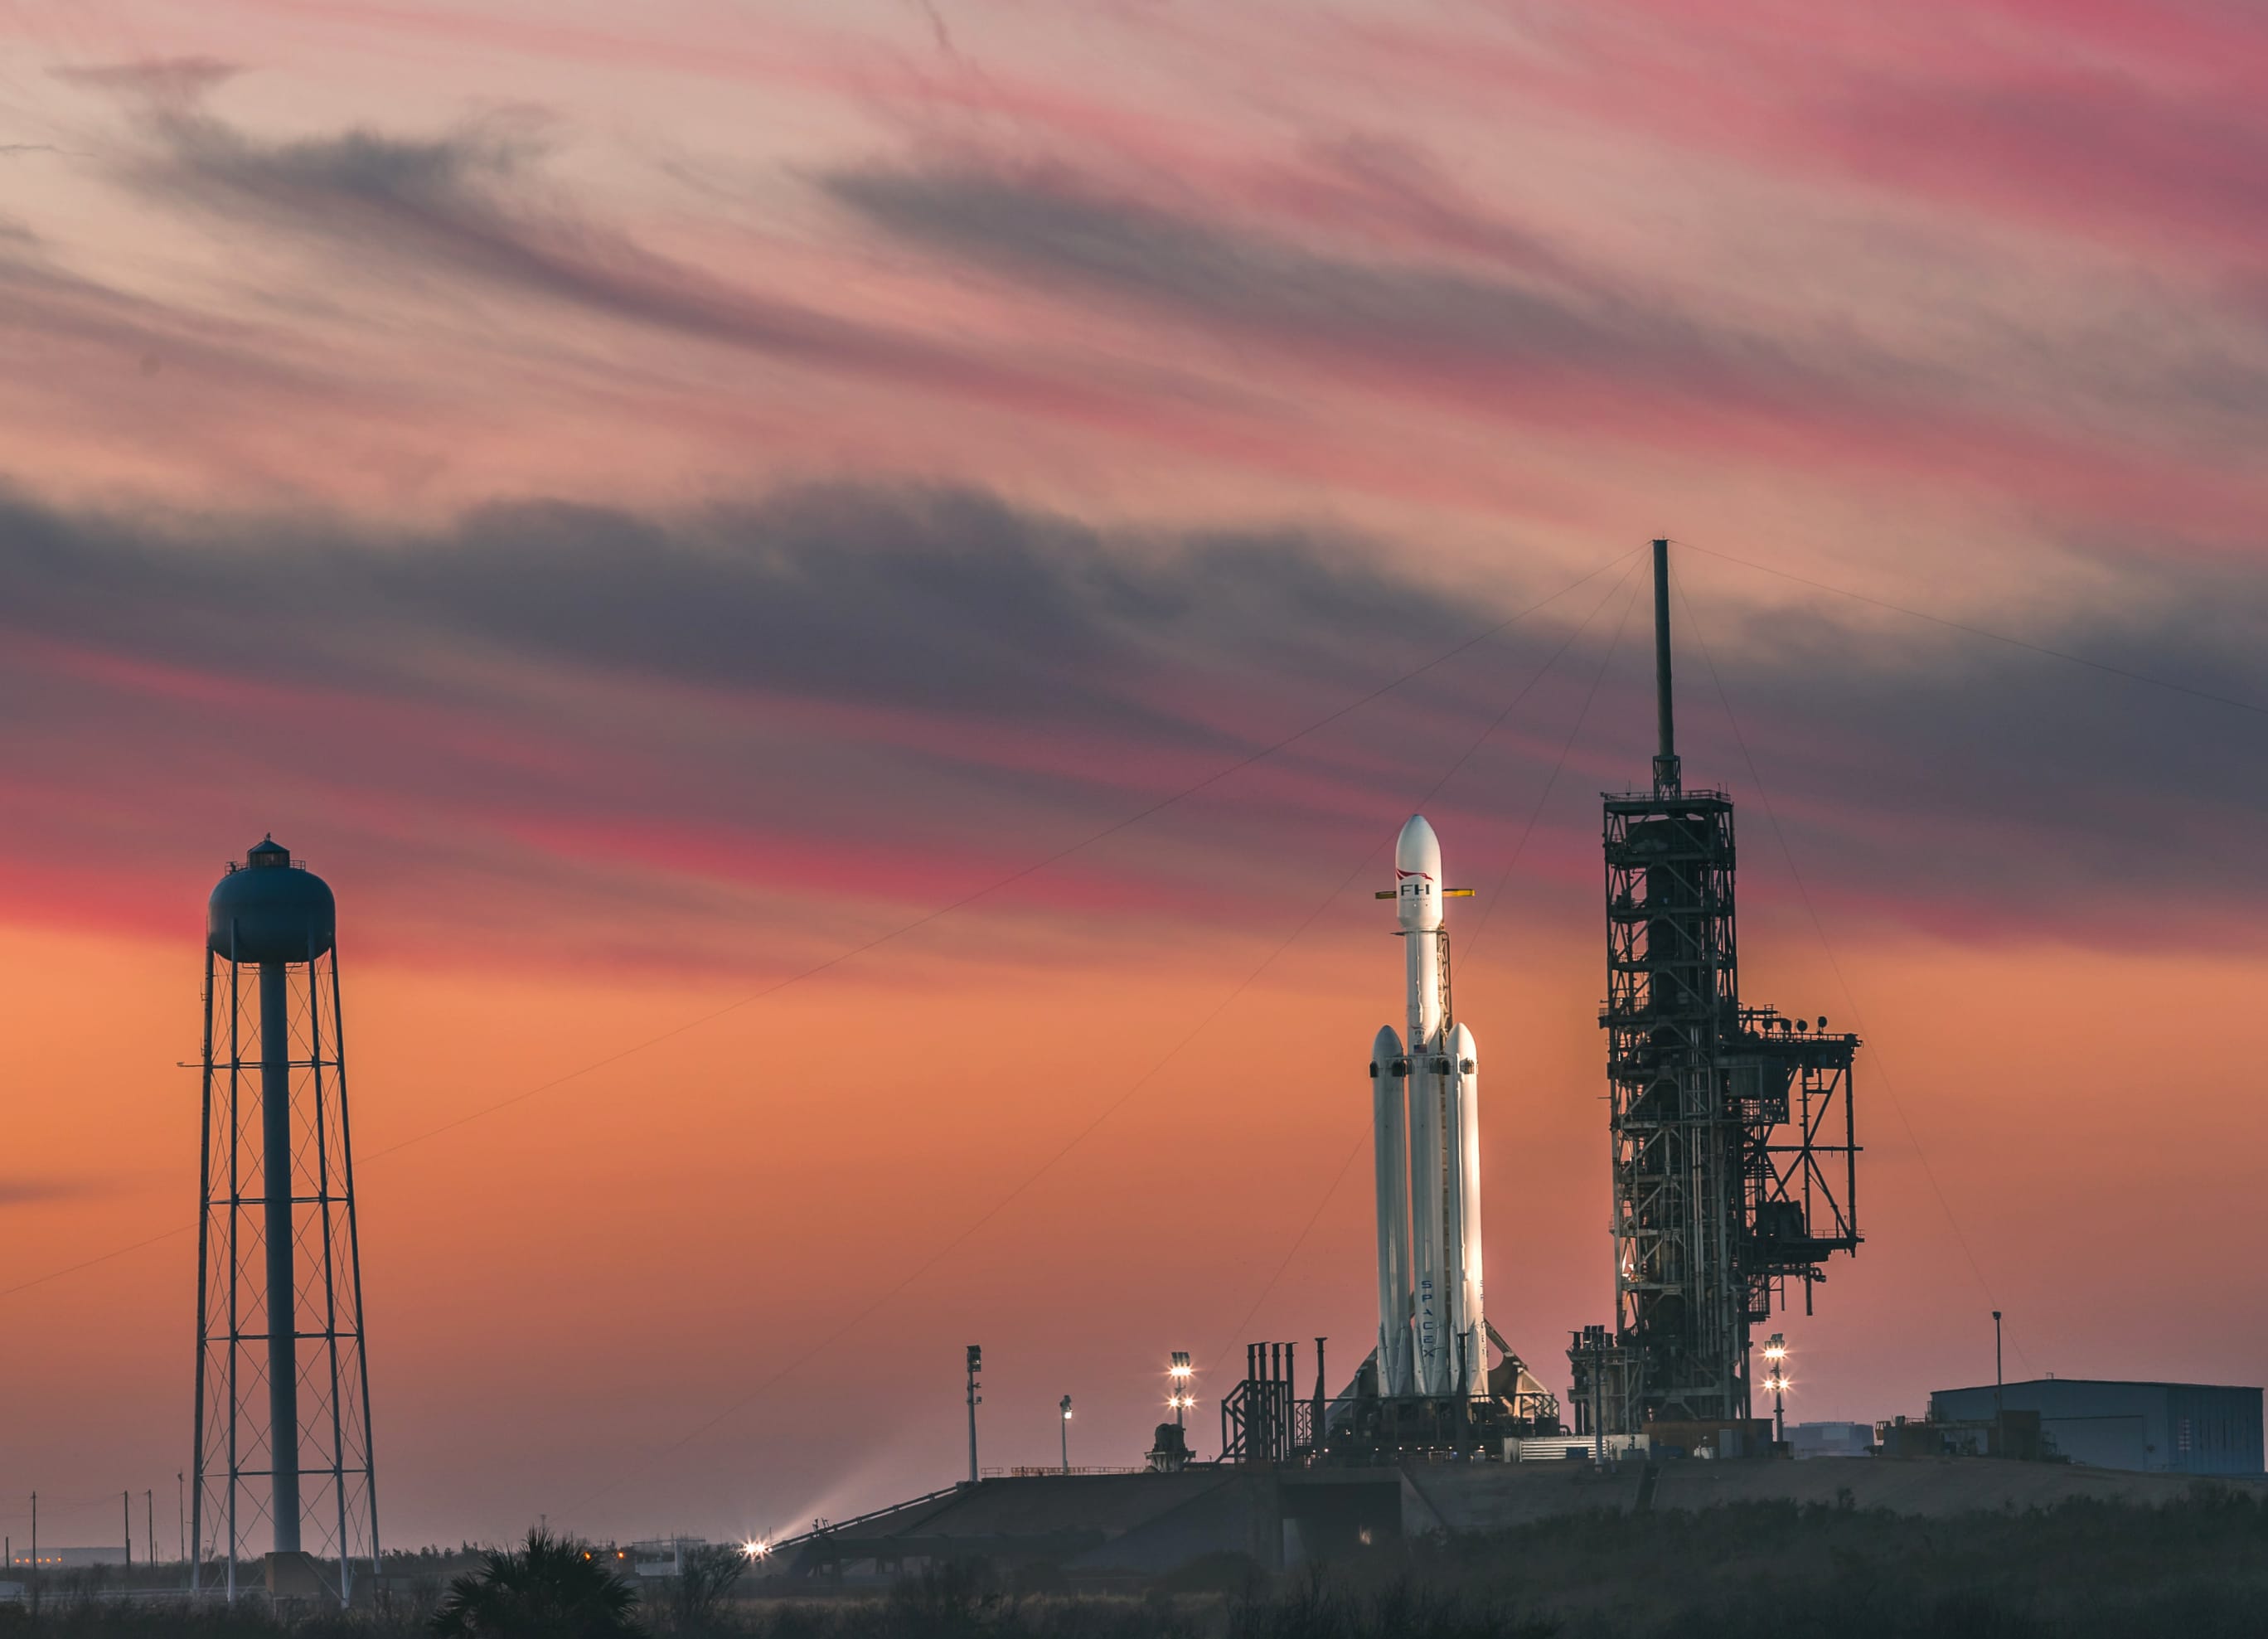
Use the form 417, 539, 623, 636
1571, 542, 1862, 1437
193, 838, 380, 1604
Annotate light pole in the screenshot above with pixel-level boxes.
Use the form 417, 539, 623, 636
1762, 1333, 1789, 1446
965, 1346, 982, 1484
1993, 1310, 2004, 1454
1059, 1395, 1073, 1473
1168, 1352, 1194, 1428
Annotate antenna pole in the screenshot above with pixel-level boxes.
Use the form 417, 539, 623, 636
964, 1346, 981, 1485
1650, 538, 1679, 796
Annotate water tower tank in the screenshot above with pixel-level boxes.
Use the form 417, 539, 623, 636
207, 836, 336, 963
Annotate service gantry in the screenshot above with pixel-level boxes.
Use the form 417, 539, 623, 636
1569, 541, 1862, 1436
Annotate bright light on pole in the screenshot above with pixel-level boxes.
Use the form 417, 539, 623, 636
1168, 1352, 1194, 1428
1059, 1394, 1073, 1473
1762, 1332, 1790, 1446
743, 1540, 770, 1561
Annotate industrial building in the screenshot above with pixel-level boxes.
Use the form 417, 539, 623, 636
1929, 1380, 2263, 1476
1788, 1422, 1873, 1459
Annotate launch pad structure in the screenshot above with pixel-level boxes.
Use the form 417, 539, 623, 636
761, 536, 1880, 1587
1112, 535, 1865, 1485
1223, 538, 1863, 1466
1569, 541, 1862, 1437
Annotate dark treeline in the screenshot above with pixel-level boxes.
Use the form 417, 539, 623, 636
2, 1491, 2265, 1637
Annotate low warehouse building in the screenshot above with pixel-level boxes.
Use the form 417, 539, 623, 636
1789, 1421, 1874, 1459
1929, 1380, 2261, 1476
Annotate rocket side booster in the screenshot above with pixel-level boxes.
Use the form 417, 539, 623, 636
1371, 815, 1487, 1399
1452, 1021, 1485, 1396
1369, 1026, 1413, 1398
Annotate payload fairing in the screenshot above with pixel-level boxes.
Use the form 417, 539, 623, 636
1369, 814, 1485, 1398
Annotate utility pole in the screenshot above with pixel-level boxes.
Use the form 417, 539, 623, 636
177, 1473, 186, 1568
964, 1346, 982, 1485
1994, 1310, 2005, 1453
125, 1490, 133, 1572
146, 1492, 155, 1580
31, 1491, 37, 1616
1059, 1395, 1073, 1473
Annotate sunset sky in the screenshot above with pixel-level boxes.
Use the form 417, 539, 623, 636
2, 0, 2266, 1552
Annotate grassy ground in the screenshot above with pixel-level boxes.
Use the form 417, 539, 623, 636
741, 1486, 2268, 1639
1399, 1486, 2268, 1635
3, 1487, 2263, 1636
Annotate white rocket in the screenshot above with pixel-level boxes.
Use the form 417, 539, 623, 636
1369, 815, 1486, 1399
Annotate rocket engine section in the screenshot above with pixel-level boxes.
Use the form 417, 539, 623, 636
1369, 815, 1486, 1398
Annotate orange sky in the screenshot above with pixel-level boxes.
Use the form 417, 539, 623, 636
1, 0, 2265, 1550
3, 892, 2263, 1546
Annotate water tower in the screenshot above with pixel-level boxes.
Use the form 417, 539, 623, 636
191, 838, 380, 1603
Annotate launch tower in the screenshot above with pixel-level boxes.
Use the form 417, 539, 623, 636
193, 839, 380, 1603
1569, 542, 1862, 1436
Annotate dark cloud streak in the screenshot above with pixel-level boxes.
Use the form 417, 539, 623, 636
53, 56, 241, 101
2, 482, 2266, 963
0, 482, 1468, 748
119, 113, 1132, 424
822, 160, 1784, 397
819, 158, 2268, 519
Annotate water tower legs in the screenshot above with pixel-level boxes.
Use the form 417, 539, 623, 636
259, 960, 302, 1554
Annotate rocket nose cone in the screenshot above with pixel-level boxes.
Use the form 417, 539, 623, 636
1393, 813, 1444, 929
1394, 813, 1442, 877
